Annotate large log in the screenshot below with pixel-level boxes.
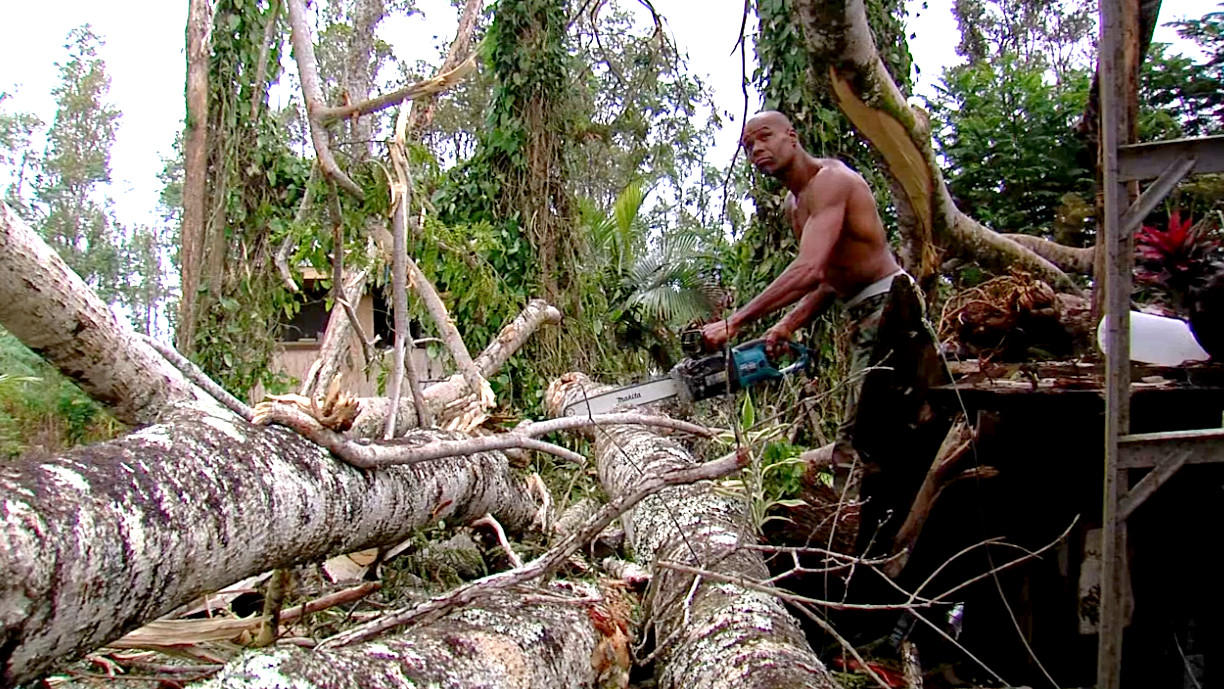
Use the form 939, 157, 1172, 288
201, 585, 613, 689
0, 413, 539, 686
547, 374, 843, 689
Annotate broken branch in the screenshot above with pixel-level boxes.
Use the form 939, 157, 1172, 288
285, 0, 364, 199
315, 55, 479, 124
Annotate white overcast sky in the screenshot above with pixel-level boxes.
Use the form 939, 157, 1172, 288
0, 0, 1217, 231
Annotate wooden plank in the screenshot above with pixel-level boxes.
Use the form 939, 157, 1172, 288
1117, 449, 1191, 519
1097, 0, 1137, 685
1118, 428, 1224, 468
1119, 154, 1198, 235
1119, 135, 1224, 182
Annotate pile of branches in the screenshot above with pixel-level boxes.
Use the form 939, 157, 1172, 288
936, 271, 1079, 361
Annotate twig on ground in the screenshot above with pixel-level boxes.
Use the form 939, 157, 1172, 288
108, 583, 380, 650
472, 514, 524, 568
792, 602, 894, 689
254, 568, 292, 647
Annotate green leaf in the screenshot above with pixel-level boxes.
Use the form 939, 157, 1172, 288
739, 393, 756, 430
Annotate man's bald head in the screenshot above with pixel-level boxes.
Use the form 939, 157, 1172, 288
745, 110, 794, 131
741, 111, 802, 177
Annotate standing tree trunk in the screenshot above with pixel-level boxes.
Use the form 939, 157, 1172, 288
547, 374, 843, 689
341, 0, 385, 158
178, 0, 215, 354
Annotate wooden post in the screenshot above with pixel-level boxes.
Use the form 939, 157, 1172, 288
1097, 0, 1140, 686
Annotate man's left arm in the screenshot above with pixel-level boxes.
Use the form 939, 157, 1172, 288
724, 177, 848, 333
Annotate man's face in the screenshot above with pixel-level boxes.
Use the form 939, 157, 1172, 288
741, 118, 794, 176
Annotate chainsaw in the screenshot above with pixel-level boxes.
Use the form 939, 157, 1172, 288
561, 338, 815, 417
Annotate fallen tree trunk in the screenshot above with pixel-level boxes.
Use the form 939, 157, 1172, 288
201, 584, 614, 689
0, 202, 204, 425
0, 413, 538, 686
546, 374, 843, 689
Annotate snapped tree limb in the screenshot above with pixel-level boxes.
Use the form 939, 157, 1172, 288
407, 0, 484, 134
350, 299, 562, 437
792, 0, 1081, 294
285, 0, 365, 198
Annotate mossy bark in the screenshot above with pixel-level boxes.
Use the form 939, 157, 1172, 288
201, 585, 609, 689
547, 374, 843, 689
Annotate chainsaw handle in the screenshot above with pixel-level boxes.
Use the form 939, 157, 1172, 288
733, 339, 813, 379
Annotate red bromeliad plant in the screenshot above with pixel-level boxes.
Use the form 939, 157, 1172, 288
1133, 210, 1224, 360
1134, 210, 1215, 295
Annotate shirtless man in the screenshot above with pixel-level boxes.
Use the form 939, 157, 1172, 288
703, 110, 915, 460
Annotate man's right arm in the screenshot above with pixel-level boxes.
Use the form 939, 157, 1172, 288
765, 284, 835, 354
776, 284, 836, 333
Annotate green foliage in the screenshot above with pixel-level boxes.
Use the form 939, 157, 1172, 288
433, 0, 575, 330
0, 92, 42, 212
714, 393, 808, 534
566, 3, 722, 218
190, 0, 311, 396
950, 0, 1096, 82
576, 181, 723, 370
928, 53, 1093, 237
31, 26, 125, 303
0, 329, 122, 459
1141, 10, 1224, 139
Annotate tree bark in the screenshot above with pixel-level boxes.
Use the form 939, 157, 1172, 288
546, 374, 843, 689
201, 585, 612, 689
341, 0, 385, 159
286, 0, 364, 198
0, 202, 204, 426
1002, 233, 1096, 275
299, 269, 370, 398
177, 0, 214, 355
0, 412, 539, 686
792, 0, 1081, 294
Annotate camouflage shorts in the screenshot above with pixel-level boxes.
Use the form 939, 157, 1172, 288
835, 275, 924, 460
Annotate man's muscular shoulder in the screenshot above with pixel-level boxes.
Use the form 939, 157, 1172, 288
797, 162, 856, 207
